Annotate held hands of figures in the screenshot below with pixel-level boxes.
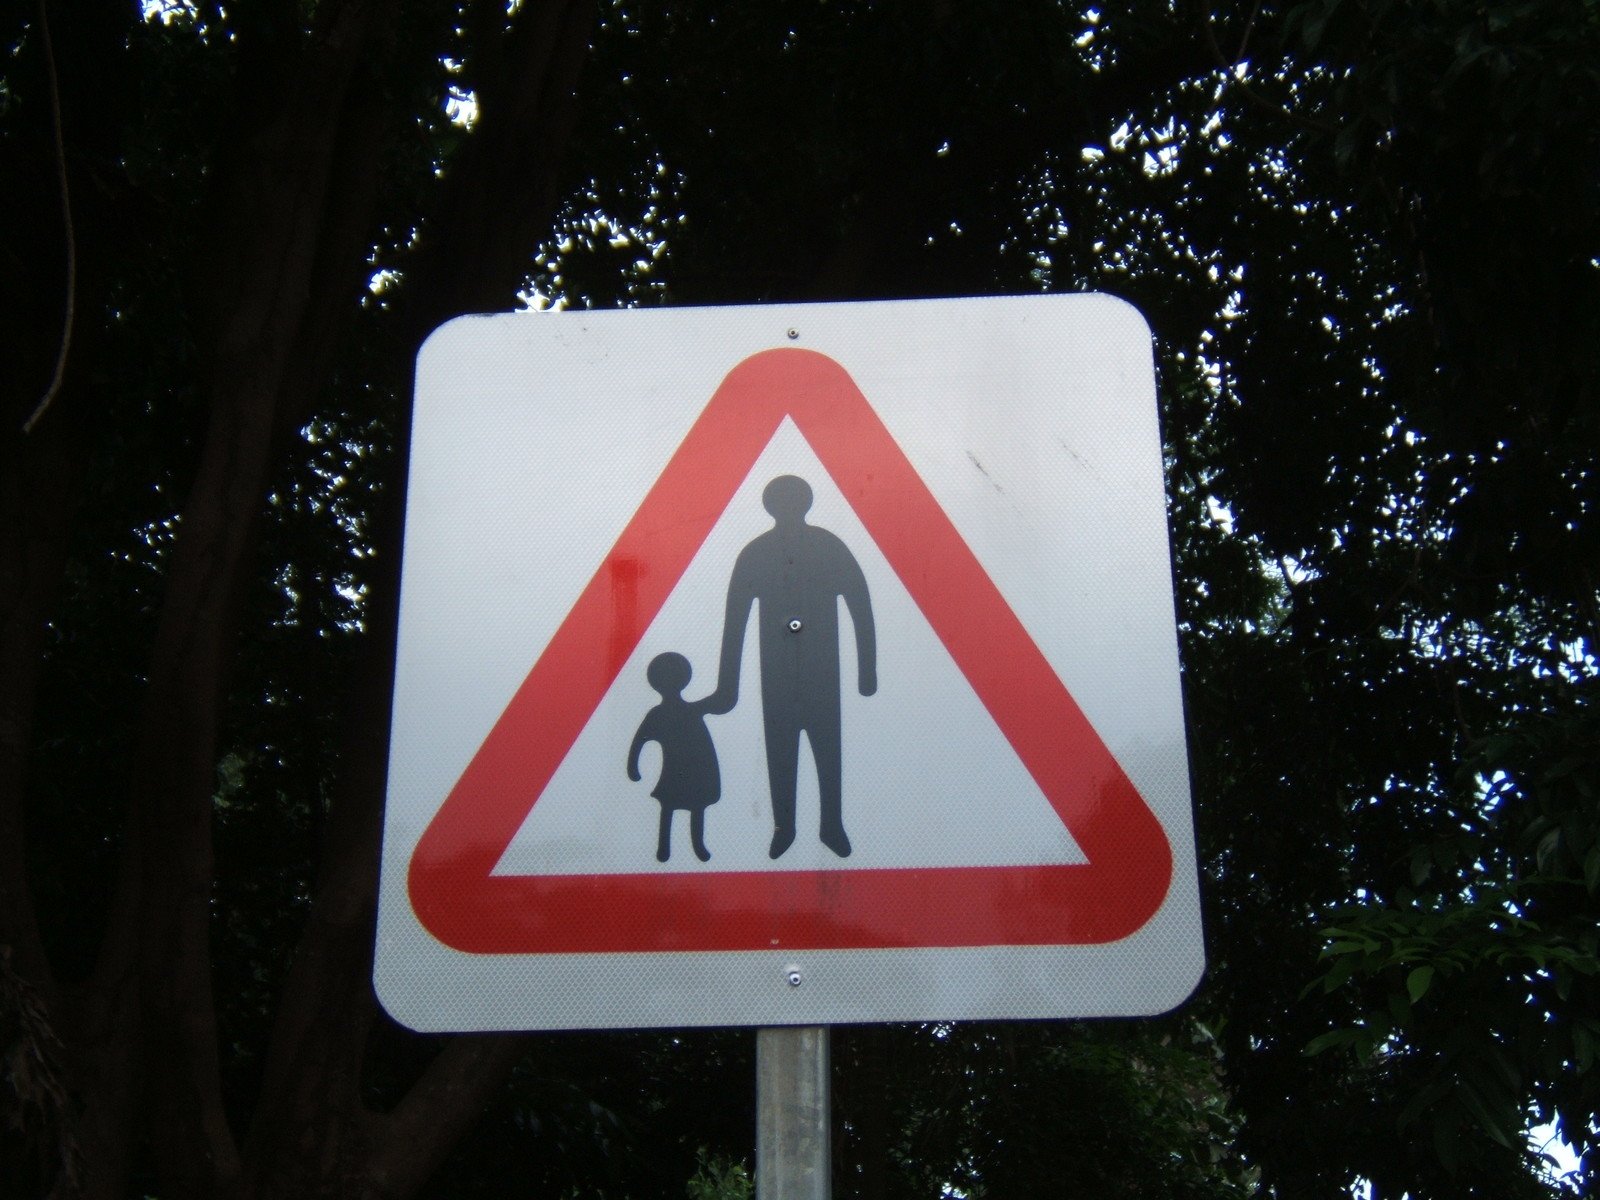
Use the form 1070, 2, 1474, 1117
699, 687, 738, 715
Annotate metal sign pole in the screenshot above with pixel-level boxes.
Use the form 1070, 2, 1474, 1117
756, 1025, 830, 1199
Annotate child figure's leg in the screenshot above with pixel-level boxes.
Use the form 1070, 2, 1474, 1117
656, 807, 673, 863
689, 809, 711, 862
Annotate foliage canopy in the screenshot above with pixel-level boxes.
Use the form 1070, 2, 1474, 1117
1, 1, 1596, 1197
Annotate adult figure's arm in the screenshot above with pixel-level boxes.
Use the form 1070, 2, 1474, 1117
839, 549, 877, 696
704, 546, 757, 713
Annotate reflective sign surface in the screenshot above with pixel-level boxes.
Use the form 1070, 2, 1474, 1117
376, 296, 1202, 1030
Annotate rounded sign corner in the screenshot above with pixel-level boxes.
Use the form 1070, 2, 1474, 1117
1078, 291, 1154, 339
373, 959, 441, 1034
414, 310, 513, 371
1148, 946, 1209, 1017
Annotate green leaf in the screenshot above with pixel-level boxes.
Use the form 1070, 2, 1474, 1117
1304, 1029, 1356, 1057
1387, 990, 1411, 1029
1455, 1079, 1515, 1148
1432, 1118, 1462, 1174
1574, 1022, 1595, 1072
1410, 847, 1432, 886
1406, 964, 1434, 1003
1535, 825, 1563, 873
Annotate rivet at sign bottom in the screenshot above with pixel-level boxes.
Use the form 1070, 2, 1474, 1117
784, 965, 803, 987
788, 618, 803, 632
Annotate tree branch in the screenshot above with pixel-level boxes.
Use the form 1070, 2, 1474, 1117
99, 2, 390, 1193
359, 1035, 533, 1199
21, 0, 75, 436
242, 3, 595, 1194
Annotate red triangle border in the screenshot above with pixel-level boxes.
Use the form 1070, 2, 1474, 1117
407, 348, 1172, 953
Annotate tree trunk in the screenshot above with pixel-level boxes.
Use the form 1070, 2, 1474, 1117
230, 1, 596, 1194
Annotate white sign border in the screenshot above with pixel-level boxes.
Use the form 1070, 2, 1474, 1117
375, 294, 1204, 1031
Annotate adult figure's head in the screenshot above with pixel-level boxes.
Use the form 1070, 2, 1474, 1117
762, 475, 812, 527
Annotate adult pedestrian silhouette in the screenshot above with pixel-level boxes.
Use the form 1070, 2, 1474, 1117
705, 475, 876, 858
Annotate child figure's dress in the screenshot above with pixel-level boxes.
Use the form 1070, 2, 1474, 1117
633, 702, 721, 812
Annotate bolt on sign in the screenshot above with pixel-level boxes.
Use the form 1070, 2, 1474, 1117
375, 295, 1204, 1031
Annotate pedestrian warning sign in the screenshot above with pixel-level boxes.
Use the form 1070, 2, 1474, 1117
376, 296, 1203, 1031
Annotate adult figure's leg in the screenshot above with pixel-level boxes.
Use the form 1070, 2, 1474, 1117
808, 713, 850, 857
762, 662, 806, 858
765, 720, 802, 858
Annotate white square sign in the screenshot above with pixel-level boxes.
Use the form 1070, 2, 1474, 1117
375, 295, 1203, 1030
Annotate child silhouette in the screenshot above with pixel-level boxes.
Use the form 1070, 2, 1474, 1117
627, 651, 721, 863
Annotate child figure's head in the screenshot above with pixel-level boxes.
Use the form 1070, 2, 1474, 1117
646, 651, 692, 697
